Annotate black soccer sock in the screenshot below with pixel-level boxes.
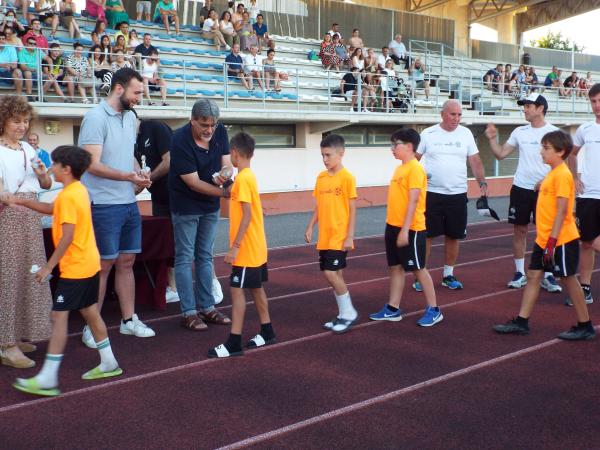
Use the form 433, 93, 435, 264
516, 316, 529, 326
387, 304, 399, 312
225, 333, 242, 352
122, 317, 133, 324
260, 322, 275, 340
581, 284, 591, 290
578, 320, 592, 328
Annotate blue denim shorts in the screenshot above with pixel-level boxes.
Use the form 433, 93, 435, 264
91, 203, 142, 260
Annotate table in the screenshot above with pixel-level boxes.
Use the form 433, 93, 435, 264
43, 215, 174, 310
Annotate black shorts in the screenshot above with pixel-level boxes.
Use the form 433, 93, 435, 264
230, 263, 268, 289
385, 224, 427, 271
576, 198, 600, 242
508, 185, 538, 225
425, 192, 468, 239
53, 273, 99, 312
529, 240, 579, 277
319, 250, 347, 271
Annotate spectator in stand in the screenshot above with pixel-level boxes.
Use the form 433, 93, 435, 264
563, 71, 578, 96
340, 66, 364, 111
252, 13, 269, 53
141, 49, 168, 106
64, 42, 95, 104
361, 68, 377, 111
543, 65, 559, 92
1, 11, 27, 41
26, 132, 52, 168
41, 42, 67, 101
409, 57, 430, 100
134, 32, 157, 58
333, 34, 349, 68
153, 0, 181, 36
21, 18, 48, 51
319, 33, 340, 71
202, 8, 229, 51
17, 37, 42, 102
31, 0, 59, 39
219, 11, 239, 48
231, 3, 244, 33
350, 47, 364, 71
248, 0, 259, 24
113, 34, 126, 57
114, 21, 130, 48
377, 46, 391, 71
93, 19, 106, 38
90, 44, 113, 93
111, 48, 132, 71
509, 64, 526, 97
484, 63, 503, 91
380, 59, 398, 111
136, 0, 152, 22
327, 23, 342, 42
4, 25, 23, 49
263, 48, 281, 92
578, 71, 593, 97
556, 69, 567, 96
239, 11, 257, 52
199, 0, 213, 29
225, 43, 251, 90
86, 0, 107, 24
243, 44, 263, 90
364, 48, 378, 83
99, 34, 112, 60
388, 34, 409, 69
348, 29, 364, 54
227, 0, 235, 15
59, 0, 81, 39
0, 31, 22, 94
128, 29, 141, 53
524, 66, 538, 93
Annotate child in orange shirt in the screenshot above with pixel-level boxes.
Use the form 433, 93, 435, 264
3, 145, 122, 397
208, 132, 275, 358
494, 130, 595, 339
305, 134, 359, 333
369, 128, 442, 326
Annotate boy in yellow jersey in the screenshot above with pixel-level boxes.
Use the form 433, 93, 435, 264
494, 130, 595, 339
3, 146, 122, 397
305, 134, 359, 334
208, 132, 275, 358
369, 128, 442, 326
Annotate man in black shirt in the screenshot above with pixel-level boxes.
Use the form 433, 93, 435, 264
134, 33, 158, 67
340, 66, 363, 111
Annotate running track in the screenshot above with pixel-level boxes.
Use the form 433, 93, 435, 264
1, 221, 599, 449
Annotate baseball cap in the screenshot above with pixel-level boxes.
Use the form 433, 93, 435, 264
476, 196, 500, 221
517, 93, 548, 113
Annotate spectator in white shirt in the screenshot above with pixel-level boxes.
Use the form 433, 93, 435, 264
202, 8, 229, 51
388, 34, 410, 69
327, 23, 342, 42
243, 45, 263, 90
377, 46, 391, 71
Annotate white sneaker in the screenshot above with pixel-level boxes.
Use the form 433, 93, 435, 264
82, 325, 97, 348
165, 287, 179, 303
541, 275, 562, 293
212, 277, 224, 305
119, 314, 156, 338
507, 272, 527, 289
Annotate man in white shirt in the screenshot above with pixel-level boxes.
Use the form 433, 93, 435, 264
564, 83, 600, 306
414, 100, 488, 290
243, 45, 264, 90
485, 93, 561, 293
388, 34, 410, 69
327, 23, 342, 42
377, 46, 391, 71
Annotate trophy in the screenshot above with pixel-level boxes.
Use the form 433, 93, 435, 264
140, 155, 151, 174
212, 166, 233, 187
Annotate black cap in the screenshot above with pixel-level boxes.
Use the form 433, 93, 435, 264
476, 196, 500, 221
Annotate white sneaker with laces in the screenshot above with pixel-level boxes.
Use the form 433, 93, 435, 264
82, 325, 97, 348
120, 314, 156, 338
541, 275, 562, 293
165, 287, 179, 303
212, 277, 224, 305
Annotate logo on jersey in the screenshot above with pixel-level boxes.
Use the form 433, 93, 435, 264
56, 295, 64, 303
334, 187, 342, 196
144, 138, 151, 148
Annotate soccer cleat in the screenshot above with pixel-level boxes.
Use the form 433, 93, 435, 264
13, 377, 60, 397
565, 286, 594, 306
369, 304, 402, 322
493, 318, 530, 335
507, 272, 527, 289
442, 275, 463, 290
82, 325, 97, 349
412, 281, 423, 292
82, 365, 123, 380
541, 275, 562, 293
557, 324, 596, 341
120, 314, 156, 338
417, 306, 444, 327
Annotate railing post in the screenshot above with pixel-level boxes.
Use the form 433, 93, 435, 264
296, 67, 300, 111
440, 44, 444, 73
183, 59, 187, 108
37, 47, 43, 102
223, 61, 229, 109
327, 69, 331, 111
90, 55, 96, 104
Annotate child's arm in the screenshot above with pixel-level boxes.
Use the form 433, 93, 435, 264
224, 202, 252, 264
36, 223, 74, 282
6, 195, 54, 215
397, 188, 420, 247
543, 197, 568, 268
304, 206, 318, 243
342, 199, 356, 250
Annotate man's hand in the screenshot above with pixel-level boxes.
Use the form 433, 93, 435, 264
304, 226, 313, 244
575, 177, 585, 195
35, 265, 52, 283
480, 182, 489, 197
224, 246, 238, 264
396, 229, 409, 248
0, 192, 19, 206
342, 236, 354, 251
32, 160, 47, 177
543, 237, 557, 271
484, 123, 497, 141
127, 171, 152, 189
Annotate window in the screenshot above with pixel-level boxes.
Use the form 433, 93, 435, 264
224, 124, 295, 148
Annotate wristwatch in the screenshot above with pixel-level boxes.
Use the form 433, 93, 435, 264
479, 180, 488, 188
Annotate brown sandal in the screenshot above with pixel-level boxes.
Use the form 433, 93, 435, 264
200, 309, 231, 325
181, 315, 208, 331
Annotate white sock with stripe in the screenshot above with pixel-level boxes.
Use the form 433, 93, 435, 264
96, 338, 119, 372
544, 272, 553, 279
514, 258, 525, 274
35, 354, 63, 389
443, 265, 454, 278
335, 292, 357, 320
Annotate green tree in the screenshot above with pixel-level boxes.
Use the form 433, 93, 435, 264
530, 31, 584, 52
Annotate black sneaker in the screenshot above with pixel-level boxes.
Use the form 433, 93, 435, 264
493, 318, 530, 335
564, 286, 594, 306
557, 324, 596, 341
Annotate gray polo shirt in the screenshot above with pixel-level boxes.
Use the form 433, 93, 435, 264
79, 100, 137, 205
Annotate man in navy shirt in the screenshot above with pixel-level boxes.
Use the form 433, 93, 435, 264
225, 43, 251, 90
169, 99, 232, 330
252, 13, 269, 53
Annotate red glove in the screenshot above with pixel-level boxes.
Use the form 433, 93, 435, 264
543, 237, 557, 270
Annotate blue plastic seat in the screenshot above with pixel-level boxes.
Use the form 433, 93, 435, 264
198, 89, 216, 96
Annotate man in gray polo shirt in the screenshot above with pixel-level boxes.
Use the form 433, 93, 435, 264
78, 68, 155, 348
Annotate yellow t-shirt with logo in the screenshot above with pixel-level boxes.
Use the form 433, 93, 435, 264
229, 167, 267, 267
386, 159, 427, 231
52, 181, 101, 279
535, 162, 579, 247
313, 167, 357, 250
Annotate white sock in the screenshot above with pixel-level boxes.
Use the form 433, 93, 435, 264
544, 272, 553, 279
335, 292, 357, 320
443, 265, 454, 278
96, 338, 119, 372
35, 354, 63, 389
514, 258, 525, 274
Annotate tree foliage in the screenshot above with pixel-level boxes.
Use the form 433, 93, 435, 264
530, 31, 584, 52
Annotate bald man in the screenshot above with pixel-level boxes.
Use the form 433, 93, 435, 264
414, 100, 488, 290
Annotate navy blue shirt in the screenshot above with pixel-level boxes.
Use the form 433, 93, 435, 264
253, 23, 267, 37
225, 52, 243, 73
169, 122, 229, 215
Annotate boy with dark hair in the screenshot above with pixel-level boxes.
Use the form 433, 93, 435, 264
208, 132, 275, 358
369, 128, 443, 326
494, 130, 595, 340
2, 145, 122, 396
305, 133, 359, 333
